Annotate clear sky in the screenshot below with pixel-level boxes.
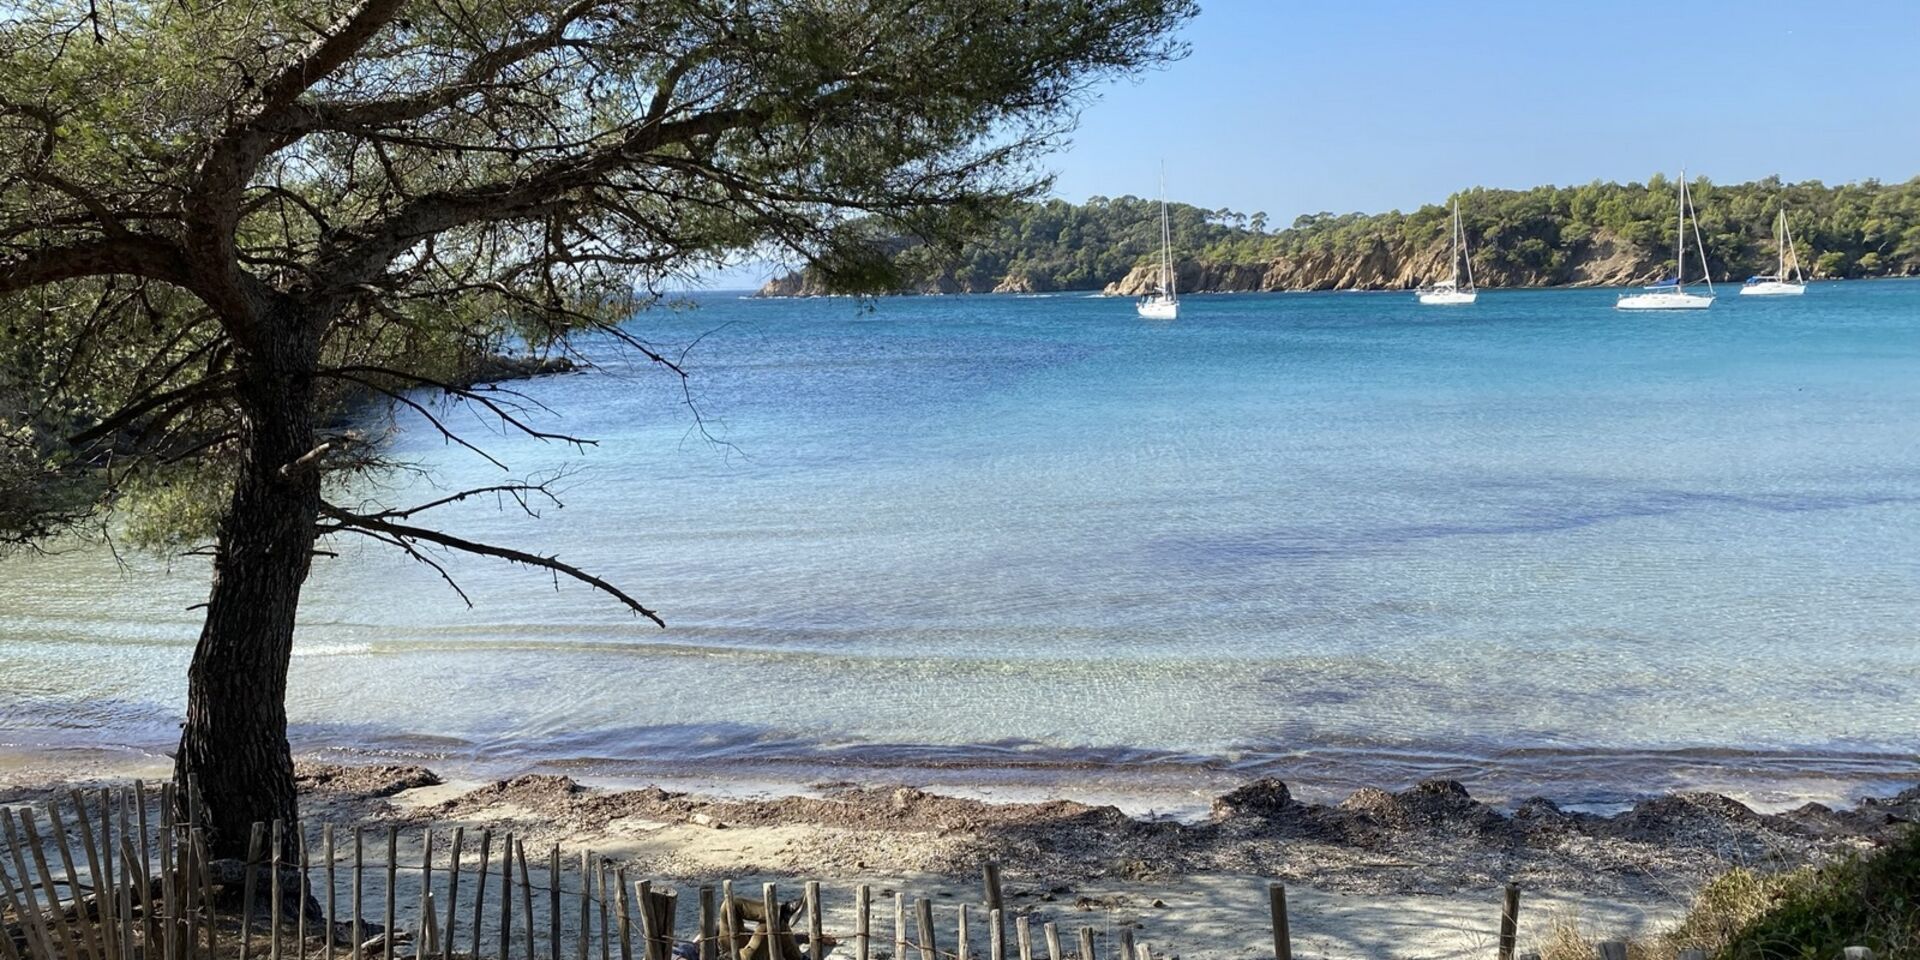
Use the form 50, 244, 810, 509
705, 0, 1920, 288
1054, 0, 1920, 221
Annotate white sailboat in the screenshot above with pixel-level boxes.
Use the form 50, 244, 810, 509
1417, 200, 1478, 305
1136, 170, 1178, 320
1618, 172, 1715, 310
1740, 207, 1807, 296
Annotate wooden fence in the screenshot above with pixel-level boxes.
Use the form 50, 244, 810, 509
0, 782, 1883, 960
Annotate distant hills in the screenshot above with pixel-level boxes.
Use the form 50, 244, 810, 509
757, 176, 1920, 296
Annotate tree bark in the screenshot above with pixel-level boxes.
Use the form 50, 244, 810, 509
172, 307, 321, 857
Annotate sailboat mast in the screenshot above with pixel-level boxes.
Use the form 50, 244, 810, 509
1157, 164, 1172, 299
1689, 180, 1714, 295
1449, 200, 1461, 287
1777, 209, 1786, 277
1675, 173, 1687, 291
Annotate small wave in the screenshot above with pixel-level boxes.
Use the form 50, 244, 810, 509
294, 642, 374, 657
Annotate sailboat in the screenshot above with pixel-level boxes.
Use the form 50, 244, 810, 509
1618, 172, 1715, 310
1417, 200, 1478, 305
1740, 208, 1807, 296
1136, 170, 1179, 320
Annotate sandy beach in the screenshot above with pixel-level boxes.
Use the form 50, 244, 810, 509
4, 758, 1911, 959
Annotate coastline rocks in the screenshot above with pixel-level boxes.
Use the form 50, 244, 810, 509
455, 353, 576, 387
294, 762, 440, 798
1338, 779, 1509, 836
1211, 777, 1295, 820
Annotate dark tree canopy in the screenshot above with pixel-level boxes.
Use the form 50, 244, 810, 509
0, 0, 1195, 852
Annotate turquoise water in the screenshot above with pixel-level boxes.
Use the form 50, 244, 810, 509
3, 282, 1918, 803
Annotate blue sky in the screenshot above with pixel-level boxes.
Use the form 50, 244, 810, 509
709, 0, 1920, 287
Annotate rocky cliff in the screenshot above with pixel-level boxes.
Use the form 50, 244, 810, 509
759, 231, 1694, 298
1101, 233, 1670, 296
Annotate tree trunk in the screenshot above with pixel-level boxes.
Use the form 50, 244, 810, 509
172, 313, 321, 858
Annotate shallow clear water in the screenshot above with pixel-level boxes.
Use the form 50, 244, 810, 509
4, 283, 1918, 804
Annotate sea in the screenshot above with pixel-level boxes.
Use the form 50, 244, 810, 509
3, 282, 1917, 812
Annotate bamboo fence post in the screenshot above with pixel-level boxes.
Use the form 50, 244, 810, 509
982, 864, 1004, 960
444, 827, 465, 960
296, 824, 309, 960
272, 819, 286, 960
184, 814, 202, 960
1498, 882, 1521, 960
15, 808, 81, 960
663, 891, 679, 958
69, 790, 111, 960
425, 894, 441, 960
99, 788, 119, 960
806, 881, 823, 960
913, 899, 935, 960
1075, 927, 1093, 960
198, 829, 218, 960
635, 880, 654, 960
420, 829, 435, 960
135, 782, 154, 951
957, 904, 970, 960
597, 862, 610, 960
1842, 950, 1875, 960
0, 840, 37, 960
324, 825, 338, 960
892, 893, 907, 960
722, 879, 739, 960
551, 848, 563, 960
1042, 923, 1061, 960
1135, 944, 1150, 960
853, 884, 870, 960
1596, 942, 1627, 960
116, 793, 138, 954
241, 822, 266, 960
387, 826, 400, 960
578, 854, 593, 960
1015, 915, 1031, 960
17, 808, 70, 960
473, 831, 493, 960
50, 797, 110, 960
1266, 883, 1291, 960
699, 885, 718, 960
117, 834, 140, 960
519, 842, 536, 960
503, 836, 517, 960
1117, 926, 1132, 960
353, 826, 366, 960
990, 911, 1007, 960
763, 884, 784, 960
616, 870, 633, 960
161, 788, 179, 960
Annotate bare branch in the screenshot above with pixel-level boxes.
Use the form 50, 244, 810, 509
320, 502, 663, 625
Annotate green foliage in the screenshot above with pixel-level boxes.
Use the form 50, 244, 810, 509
1668, 829, 1920, 960
795, 175, 1920, 292
1, 0, 1197, 548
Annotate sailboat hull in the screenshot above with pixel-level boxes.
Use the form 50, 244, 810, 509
1417, 289, 1478, 305
1616, 292, 1715, 310
1136, 298, 1178, 320
1739, 281, 1806, 296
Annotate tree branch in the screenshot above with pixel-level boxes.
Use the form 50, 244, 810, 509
320, 502, 663, 625
0, 235, 194, 295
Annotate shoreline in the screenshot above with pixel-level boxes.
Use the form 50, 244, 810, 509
5, 736, 1914, 821
5, 759, 1913, 957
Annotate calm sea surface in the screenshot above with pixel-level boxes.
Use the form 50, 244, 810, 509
4, 283, 1918, 806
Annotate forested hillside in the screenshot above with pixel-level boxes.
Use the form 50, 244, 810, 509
757, 176, 1920, 295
